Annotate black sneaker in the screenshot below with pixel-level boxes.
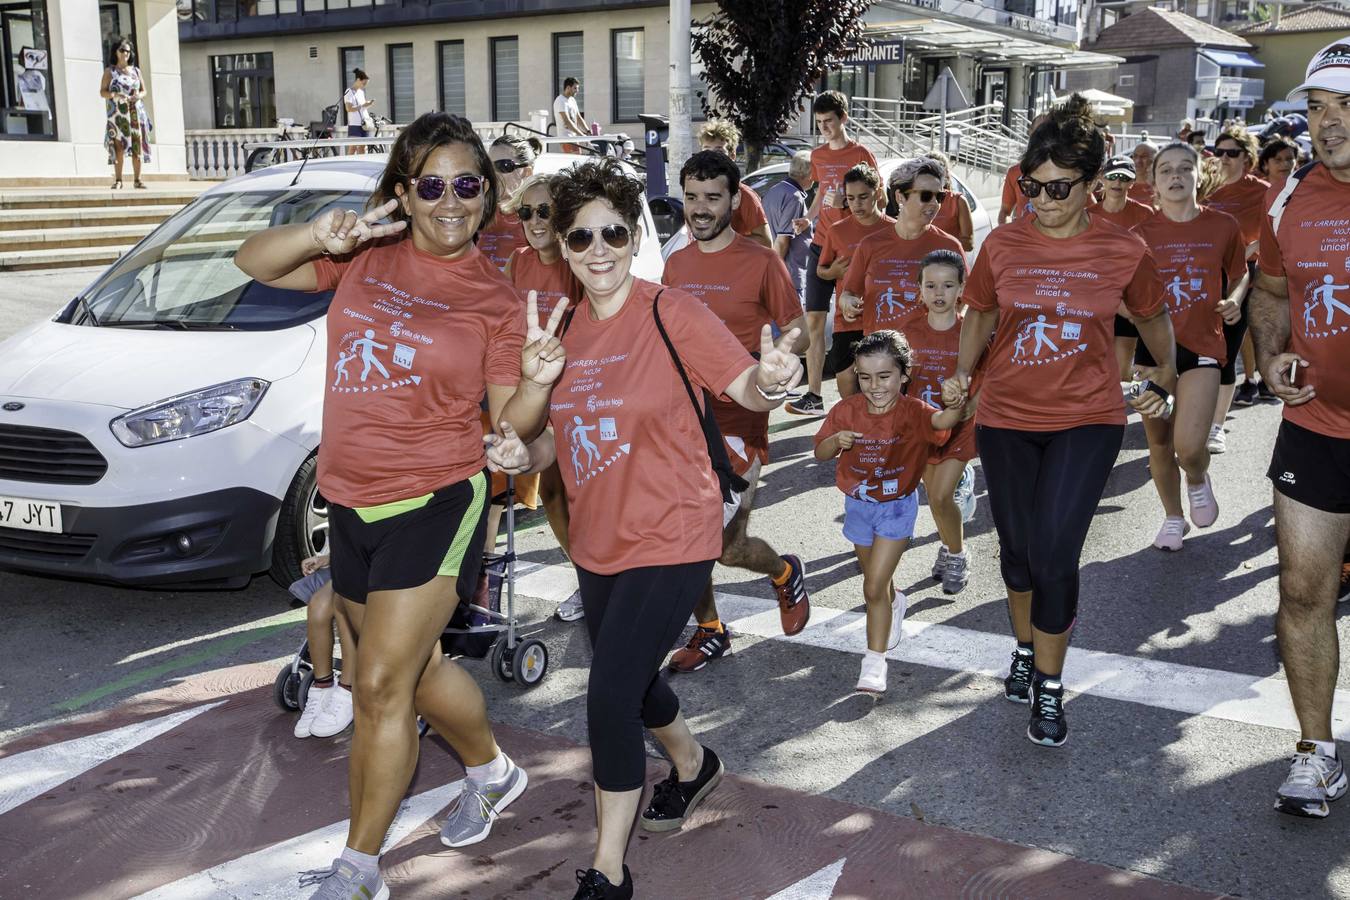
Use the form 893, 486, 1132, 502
1004, 647, 1034, 703
1233, 380, 1259, 407
786, 392, 825, 416
1257, 380, 1279, 404
573, 866, 633, 899
640, 745, 724, 832
1028, 677, 1068, 747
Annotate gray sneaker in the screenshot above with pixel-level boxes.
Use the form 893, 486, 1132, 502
439, 756, 528, 847
1276, 740, 1348, 818
556, 589, 585, 622
942, 552, 969, 595
931, 545, 950, 581
298, 859, 389, 900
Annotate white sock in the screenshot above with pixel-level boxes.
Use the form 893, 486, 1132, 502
466, 752, 511, 784
864, 649, 885, 666
948, 549, 966, 559
1311, 739, 1338, 759
340, 846, 379, 876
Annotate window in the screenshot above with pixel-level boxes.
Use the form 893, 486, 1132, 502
491, 36, 519, 122
438, 40, 465, 116
611, 28, 644, 122
339, 46, 363, 96
211, 52, 275, 128
1117, 74, 1136, 88
553, 32, 583, 110
1, 0, 56, 139
387, 43, 413, 124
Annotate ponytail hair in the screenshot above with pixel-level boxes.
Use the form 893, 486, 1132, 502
1020, 93, 1106, 181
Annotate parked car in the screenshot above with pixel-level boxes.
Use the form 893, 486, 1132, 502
0, 151, 660, 589
663, 158, 994, 261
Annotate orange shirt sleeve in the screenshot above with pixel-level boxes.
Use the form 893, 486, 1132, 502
1001, 166, 1018, 212
814, 402, 849, 450
658, 290, 756, 400
1121, 251, 1166, 320
1258, 202, 1285, 278
734, 184, 769, 234
964, 244, 997, 312
1222, 217, 1248, 293
840, 237, 870, 297
763, 254, 804, 329
861, 147, 879, 171
818, 225, 839, 267
485, 287, 527, 386
311, 252, 352, 291
908, 397, 952, 448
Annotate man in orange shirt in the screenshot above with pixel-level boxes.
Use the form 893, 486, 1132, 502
662, 150, 812, 673
696, 119, 772, 248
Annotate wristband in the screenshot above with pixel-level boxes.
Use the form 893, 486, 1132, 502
755, 382, 789, 402
1144, 381, 1170, 402
311, 228, 331, 256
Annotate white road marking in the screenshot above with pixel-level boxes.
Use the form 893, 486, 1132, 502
765, 857, 846, 899
515, 561, 1349, 739
0, 701, 225, 816
134, 780, 464, 899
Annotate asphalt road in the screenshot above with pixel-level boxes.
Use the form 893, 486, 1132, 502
2, 267, 1347, 898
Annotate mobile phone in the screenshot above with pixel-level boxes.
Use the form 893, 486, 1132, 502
1289, 359, 1299, 386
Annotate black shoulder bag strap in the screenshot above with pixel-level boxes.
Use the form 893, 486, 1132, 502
651, 290, 751, 502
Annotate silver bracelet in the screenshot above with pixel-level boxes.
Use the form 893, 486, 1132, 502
755, 382, 789, 402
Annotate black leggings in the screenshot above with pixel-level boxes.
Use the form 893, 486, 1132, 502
1220, 260, 1257, 385
976, 424, 1124, 634
578, 559, 715, 792
804, 244, 835, 314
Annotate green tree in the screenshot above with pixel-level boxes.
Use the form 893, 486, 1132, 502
692, 0, 872, 172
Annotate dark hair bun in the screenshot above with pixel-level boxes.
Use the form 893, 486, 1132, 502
1020, 92, 1106, 182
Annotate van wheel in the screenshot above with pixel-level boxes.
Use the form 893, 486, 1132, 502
270, 455, 328, 588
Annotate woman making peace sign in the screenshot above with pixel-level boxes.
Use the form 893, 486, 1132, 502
236, 112, 563, 900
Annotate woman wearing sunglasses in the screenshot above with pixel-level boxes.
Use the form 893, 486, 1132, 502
477, 135, 541, 269
501, 173, 587, 623
942, 94, 1176, 749
484, 158, 802, 900
1132, 141, 1248, 552
236, 112, 564, 900
1206, 126, 1272, 448
839, 157, 965, 335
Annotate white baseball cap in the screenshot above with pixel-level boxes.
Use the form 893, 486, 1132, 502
1287, 38, 1350, 101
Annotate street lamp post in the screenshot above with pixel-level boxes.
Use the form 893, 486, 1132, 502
668, 0, 692, 196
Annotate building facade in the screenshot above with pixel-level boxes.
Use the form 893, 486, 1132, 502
1237, 3, 1350, 116
2, 0, 186, 180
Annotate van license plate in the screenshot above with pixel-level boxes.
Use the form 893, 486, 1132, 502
0, 496, 63, 533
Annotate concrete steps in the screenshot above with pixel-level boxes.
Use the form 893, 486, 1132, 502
0, 204, 184, 230
0, 244, 132, 272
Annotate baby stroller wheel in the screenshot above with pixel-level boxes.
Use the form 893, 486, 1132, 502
512, 639, 548, 687
297, 669, 317, 710
273, 665, 302, 711
490, 637, 514, 682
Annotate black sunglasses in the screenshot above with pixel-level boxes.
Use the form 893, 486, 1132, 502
565, 224, 632, 254
1104, 172, 1134, 182
409, 174, 486, 202
493, 158, 527, 174
902, 189, 948, 205
1213, 147, 1247, 159
1018, 175, 1089, 201
519, 203, 551, 222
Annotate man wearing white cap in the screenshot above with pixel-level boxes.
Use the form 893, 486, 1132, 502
1249, 38, 1350, 819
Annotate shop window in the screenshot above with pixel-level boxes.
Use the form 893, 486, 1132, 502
211, 52, 276, 129
1, 0, 56, 139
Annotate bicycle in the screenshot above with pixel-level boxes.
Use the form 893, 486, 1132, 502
244, 117, 339, 173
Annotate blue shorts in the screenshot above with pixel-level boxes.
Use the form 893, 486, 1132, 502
842, 492, 919, 546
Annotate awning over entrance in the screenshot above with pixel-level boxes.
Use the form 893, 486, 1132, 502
1200, 49, 1264, 69
861, 17, 1123, 71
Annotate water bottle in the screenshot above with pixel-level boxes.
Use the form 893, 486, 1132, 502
1127, 379, 1174, 420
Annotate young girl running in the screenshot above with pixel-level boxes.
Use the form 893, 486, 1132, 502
906, 250, 980, 594
814, 330, 964, 694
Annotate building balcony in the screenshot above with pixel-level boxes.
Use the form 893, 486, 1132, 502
1196, 75, 1264, 108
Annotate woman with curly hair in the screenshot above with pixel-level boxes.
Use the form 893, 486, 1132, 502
486, 158, 803, 899
943, 94, 1176, 748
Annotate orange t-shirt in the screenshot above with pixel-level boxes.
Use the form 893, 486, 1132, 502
662, 235, 803, 473
549, 279, 754, 574
818, 214, 895, 333
1000, 164, 1031, 220
1264, 174, 1288, 207
1090, 197, 1154, 231
810, 141, 879, 242
508, 246, 581, 327
1206, 173, 1270, 247
1132, 208, 1246, 364
930, 193, 965, 242
313, 240, 525, 507
964, 216, 1166, 431
841, 225, 966, 334
814, 394, 950, 501
904, 314, 978, 464
1128, 180, 1156, 208
732, 183, 769, 237
476, 211, 526, 271
1258, 163, 1350, 439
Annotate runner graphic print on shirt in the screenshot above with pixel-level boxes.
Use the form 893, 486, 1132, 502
1305, 274, 1350, 335
1005, 287, 1090, 367
329, 276, 444, 394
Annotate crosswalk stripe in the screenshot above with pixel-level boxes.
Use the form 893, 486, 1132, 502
765, 857, 846, 899
0, 701, 225, 816
134, 780, 464, 898
513, 561, 1349, 740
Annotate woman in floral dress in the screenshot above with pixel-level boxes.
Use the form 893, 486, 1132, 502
100, 38, 151, 189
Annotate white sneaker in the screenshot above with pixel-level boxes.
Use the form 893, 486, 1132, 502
310, 684, 354, 738
1187, 474, 1220, 528
856, 654, 887, 693
294, 681, 330, 738
887, 591, 907, 651
1207, 424, 1226, 454
1153, 516, 1190, 552
555, 589, 585, 622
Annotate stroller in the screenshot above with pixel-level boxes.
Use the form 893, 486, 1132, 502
272, 476, 550, 717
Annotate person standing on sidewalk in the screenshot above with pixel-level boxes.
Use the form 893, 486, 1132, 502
662, 150, 812, 674
342, 68, 374, 155
762, 150, 815, 300
100, 37, 150, 189
1248, 42, 1350, 819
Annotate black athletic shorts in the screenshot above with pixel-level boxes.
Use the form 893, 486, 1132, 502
329, 470, 490, 604
1114, 314, 1139, 339
1135, 340, 1220, 376
1268, 420, 1350, 515
827, 329, 864, 377
804, 243, 835, 313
